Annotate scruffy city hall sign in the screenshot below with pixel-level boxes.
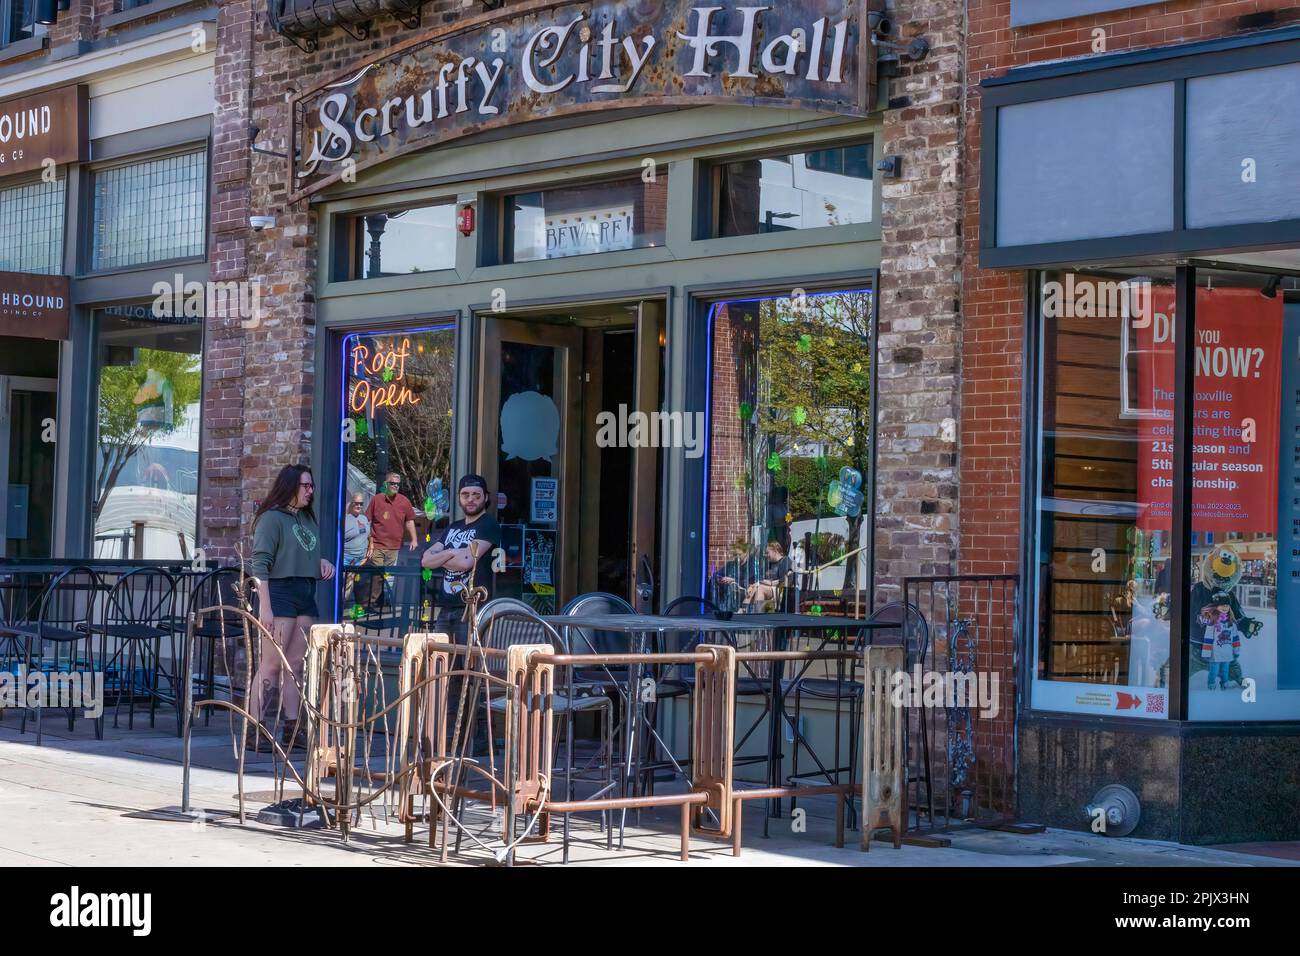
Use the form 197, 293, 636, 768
290, 0, 875, 198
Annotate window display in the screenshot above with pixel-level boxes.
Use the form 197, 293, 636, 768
93, 310, 203, 559
1032, 269, 1298, 721
1033, 272, 1174, 718
706, 289, 874, 611
338, 326, 455, 617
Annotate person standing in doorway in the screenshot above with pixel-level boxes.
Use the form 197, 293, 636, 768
421, 475, 502, 640
364, 472, 419, 608
249, 464, 335, 749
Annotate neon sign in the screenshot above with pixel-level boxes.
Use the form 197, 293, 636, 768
349, 337, 423, 417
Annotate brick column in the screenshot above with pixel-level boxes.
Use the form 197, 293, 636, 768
873, 0, 965, 605
200, 0, 256, 563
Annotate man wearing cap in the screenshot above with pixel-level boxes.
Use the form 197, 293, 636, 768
421, 474, 502, 639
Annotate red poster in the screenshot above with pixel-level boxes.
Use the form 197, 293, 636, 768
1136, 287, 1282, 533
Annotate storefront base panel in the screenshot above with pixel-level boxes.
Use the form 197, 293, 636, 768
1017, 718, 1300, 845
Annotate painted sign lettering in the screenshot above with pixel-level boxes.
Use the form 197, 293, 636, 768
290, 0, 875, 199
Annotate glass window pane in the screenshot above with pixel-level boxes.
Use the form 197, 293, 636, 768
342, 203, 457, 280
505, 174, 667, 263
93, 310, 203, 559
713, 142, 873, 238
90, 151, 207, 271
491, 341, 562, 615
996, 86, 1174, 247
1032, 271, 1175, 719
4, 0, 35, 45
1185, 64, 1300, 229
1187, 272, 1296, 720
0, 177, 65, 274
707, 290, 874, 613
339, 327, 456, 617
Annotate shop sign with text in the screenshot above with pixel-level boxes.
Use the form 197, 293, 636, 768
0, 86, 88, 179
0, 271, 70, 340
291, 0, 876, 199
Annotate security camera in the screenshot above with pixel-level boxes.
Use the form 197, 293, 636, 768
250, 215, 276, 233
868, 12, 893, 37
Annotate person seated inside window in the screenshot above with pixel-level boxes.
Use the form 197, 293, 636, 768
743, 539, 790, 610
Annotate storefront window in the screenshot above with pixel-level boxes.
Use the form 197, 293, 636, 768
1033, 271, 1175, 719
90, 150, 207, 271
1184, 271, 1295, 720
706, 289, 874, 611
334, 202, 457, 280
707, 141, 873, 238
339, 326, 456, 615
93, 309, 203, 559
503, 173, 667, 263
0, 177, 65, 274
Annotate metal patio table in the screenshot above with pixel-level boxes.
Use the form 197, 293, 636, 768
541, 612, 760, 843
733, 613, 892, 825
542, 611, 889, 838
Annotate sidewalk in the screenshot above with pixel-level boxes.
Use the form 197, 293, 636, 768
0, 713, 1294, 868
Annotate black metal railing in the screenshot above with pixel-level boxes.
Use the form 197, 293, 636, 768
901, 574, 1020, 832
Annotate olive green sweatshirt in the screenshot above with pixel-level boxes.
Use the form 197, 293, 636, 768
250, 508, 321, 579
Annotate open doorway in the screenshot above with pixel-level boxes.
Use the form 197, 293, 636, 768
477, 300, 665, 612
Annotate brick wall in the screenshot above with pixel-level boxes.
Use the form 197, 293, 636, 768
202, 0, 467, 561
873, 0, 966, 605
960, 0, 1300, 581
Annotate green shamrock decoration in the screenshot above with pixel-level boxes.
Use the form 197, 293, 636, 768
792, 406, 808, 426
355, 416, 368, 436
739, 401, 753, 420
382, 367, 395, 383
797, 334, 812, 353
422, 568, 433, 582
350, 604, 364, 620
766, 452, 781, 472
810, 604, 823, 616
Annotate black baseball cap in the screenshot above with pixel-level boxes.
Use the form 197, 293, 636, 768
458, 474, 489, 492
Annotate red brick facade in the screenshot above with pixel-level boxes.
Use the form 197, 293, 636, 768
959, 0, 1300, 580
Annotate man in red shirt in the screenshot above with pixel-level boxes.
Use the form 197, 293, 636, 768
363, 472, 419, 607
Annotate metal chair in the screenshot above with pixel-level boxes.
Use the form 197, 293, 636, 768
786, 601, 929, 826
473, 599, 617, 861
179, 568, 255, 733
14, 567, 104, 745
92, 568, 178, 730
0, 569, 51, 677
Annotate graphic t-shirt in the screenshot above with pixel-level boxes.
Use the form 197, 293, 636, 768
436, 514, 502, 604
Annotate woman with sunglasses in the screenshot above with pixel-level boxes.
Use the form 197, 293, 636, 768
248, 463, 335, 749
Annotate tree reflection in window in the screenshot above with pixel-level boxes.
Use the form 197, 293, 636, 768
709, 289, 874, 608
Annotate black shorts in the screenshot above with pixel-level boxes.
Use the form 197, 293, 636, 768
268, 577, 320, 618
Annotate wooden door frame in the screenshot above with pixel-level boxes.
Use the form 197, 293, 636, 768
476, 317, 583, 605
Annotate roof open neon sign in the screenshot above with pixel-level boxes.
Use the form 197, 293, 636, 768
349, 337, 423, 417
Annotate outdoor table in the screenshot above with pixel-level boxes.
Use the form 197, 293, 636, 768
732, 613, 894, 824
542, 611, 892, 838
541, 612, 760, 843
